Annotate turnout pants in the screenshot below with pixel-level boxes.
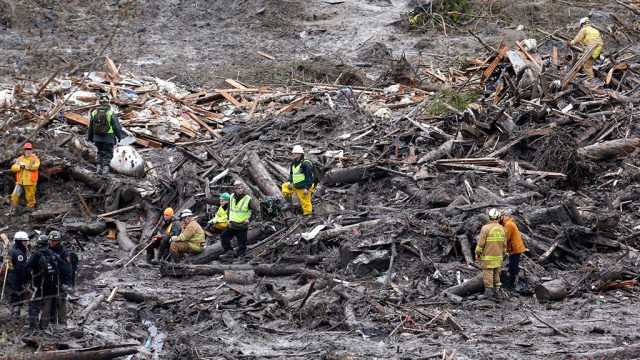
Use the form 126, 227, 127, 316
281, 183, 315, 215
220, 227, 248, 256
170, 241, 203, 256
95, 141, 115, 168
11, 184, 37, 208
583, 57, 595, 79
481, 261, 502, 288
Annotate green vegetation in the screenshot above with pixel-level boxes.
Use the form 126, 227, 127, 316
425, 87, 479, 116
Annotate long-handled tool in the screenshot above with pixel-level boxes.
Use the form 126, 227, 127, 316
1, 260, 9, 302
122, 240, 156, 269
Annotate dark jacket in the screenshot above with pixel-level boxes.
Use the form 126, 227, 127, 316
287, 155, 314, 190
25, 246, 71, 288
88, 106, 124, 144
157, 217, 182, 241
49, 243, 72, 277
8, 242, 28, 285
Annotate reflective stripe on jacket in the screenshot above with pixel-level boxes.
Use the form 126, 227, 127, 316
571, 25, 603, 57
12, 154, 40, 184
229, 194, 251, 223
178, 220, 205, 252
475, 220, 507, 269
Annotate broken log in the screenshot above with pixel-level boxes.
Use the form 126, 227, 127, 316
223, 270, 256, 285
114, 220, 135, 252
2, 347, 139, 360
247, 151, 286, 202
187, 226, 270, 264
572, 343, 640, 360
313, 219, 381, 242
78, 294, 106, 324
322, 163, 377, 186
577, 138, 640, 159
457, 235, 474, 266
443, 273, 484, 297
418, 137, 455, 164
160, 263, 307, 277
535, 279, 567, 301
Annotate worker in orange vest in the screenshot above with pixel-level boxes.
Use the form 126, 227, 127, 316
10, 142, 40, 214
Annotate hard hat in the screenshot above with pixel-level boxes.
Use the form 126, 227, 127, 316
233, 180, 244, 187
488, 208, 501, 220
579, 17, 590, 26
164, 208, 174, 216
220, 193, 230, 201
292, 145, 304, 154
14, 231, 29, 241
48, 230, 62, 241
23, 142, 33, 150
99, 94, 110, 104
37, 235, 50, 245
180, 209, 194, 218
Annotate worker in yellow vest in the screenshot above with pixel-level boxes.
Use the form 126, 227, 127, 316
281, 145, 315, 215
208, 193, 230, 234
169, 209, 205, 262
568, 17, 603, 82
220, 181, 253, 262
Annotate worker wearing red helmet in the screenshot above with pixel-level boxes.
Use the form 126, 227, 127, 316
10, 142, 40, 214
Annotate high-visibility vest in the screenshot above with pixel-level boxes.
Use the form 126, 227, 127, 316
292, 160, 311, 185
90, 108, 115, 133
229, 194, 251, 223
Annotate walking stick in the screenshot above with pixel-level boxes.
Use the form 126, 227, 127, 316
1, 261, 8, 301
122, 240, 156, 269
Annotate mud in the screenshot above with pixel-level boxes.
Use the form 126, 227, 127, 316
1, 0, 640, 359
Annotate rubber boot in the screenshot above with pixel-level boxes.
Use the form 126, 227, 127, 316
493, 286, 502, 300
96, 165, 102, 174
505, 275, 515, 292
220, 250, 234, 262
477, 287, 493, 300
171, 253, 181, 263
146, 251, 154, 264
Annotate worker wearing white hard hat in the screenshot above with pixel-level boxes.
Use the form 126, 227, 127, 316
7, 231, 30, 317
282, 145, 315, 215
567, 17, 603, 82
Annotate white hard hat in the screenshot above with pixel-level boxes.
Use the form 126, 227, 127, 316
233, 180, 244, 187
292, 145, 304, 154
488, 208, 501, 220
579, 17, 590, 26
14, 231, 29, 241
180, 209, 194, 218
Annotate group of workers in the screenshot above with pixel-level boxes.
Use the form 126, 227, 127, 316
475, 208, 526, 300
7, 230, 73, 329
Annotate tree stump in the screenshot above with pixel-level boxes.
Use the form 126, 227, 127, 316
535, 279, 567, 301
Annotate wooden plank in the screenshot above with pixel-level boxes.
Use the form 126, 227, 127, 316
187, 110, 222, 139
515, 41, 542, 71
561, 44, 598, 89
104, 56, 122, 83
218, 90, 244, 107
276, 94, 309, 115
224, 79, 249, 89
423, 69, 447, 82
63, 112, 89, 126
482, 44, 511, 79
505, 49, 527, 74
257, 50, 276, 60
553, 47, 558, 66
1, 234, 9, 246
188, 105, 224, 120
248, 91, 262, 120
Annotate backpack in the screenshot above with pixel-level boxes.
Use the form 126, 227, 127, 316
39, 250, 59, 278
92, 108, 111, 135
304, 159, 326, 185
260, 196, 282, 219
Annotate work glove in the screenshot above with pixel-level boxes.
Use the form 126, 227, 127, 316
475, 254, 480, 261
20, 163, 25, 169
303, 188, 309, 195
170, 236, 179, 243
60, 284, 69, 292
566, 41, 571, 47
286, 182, 293, 190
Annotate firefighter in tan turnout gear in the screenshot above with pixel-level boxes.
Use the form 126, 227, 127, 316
475, 208, 507, 300
568, 17, 604, 82
169, 209, 205, 262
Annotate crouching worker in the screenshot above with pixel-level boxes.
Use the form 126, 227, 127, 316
169, 209, 205, 263
207, 193, 230, 235
147, 207, 182, 264
475, 208, 507, 300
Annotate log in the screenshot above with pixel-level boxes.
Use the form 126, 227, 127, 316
322, 163, 377, 186
115, 220, 135, 252
2, 347, 139, 360
223, 270, 256, 285
577, 138, 640, 159
457, 235, 474, 266
247, 151, 286, 202
418, 138, 455, 164
443, 273, 484, 297
78, 294, 106, 324
187, 226, 269, 264
572, 343, 640, 360
66, 166, 108, 191
63, 221, 108, 236
313, 219, 381, 242
160, 263, 307, 277
524, 205, 571, 227
535, 279, 567, 301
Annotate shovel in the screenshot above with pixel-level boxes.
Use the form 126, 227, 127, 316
119, 128, 137, 146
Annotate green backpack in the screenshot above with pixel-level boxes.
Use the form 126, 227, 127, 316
92, 108, 111, 135
304, 158, 326, 185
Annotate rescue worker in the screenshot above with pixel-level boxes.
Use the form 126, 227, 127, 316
7, 231, 30, 316
220, 181, 253, 262
147, 207, 182, 264
88, 94, 123, 175
169, 209, 205, 263
48, 230, 72, 326
568, 17, 604, 82
475, 208, 507, 300
498, 213, 526, 291
281, 145, 314, 215
25, 235, 70, 329
207, 193, 230, 235
10, 142, 40, 213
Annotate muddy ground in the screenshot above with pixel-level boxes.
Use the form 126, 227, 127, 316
1, 0, 640, 359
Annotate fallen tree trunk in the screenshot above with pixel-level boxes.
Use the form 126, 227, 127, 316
571, 343, 640, 359
322, 163, 376, 186
247, 151, 286, 202
78, 294, 105, 324
187, 226, 269, 264
535, 279, 567, 301
115, 220, 135, 252
443, 273, 484, 297
418, 137, 455, 164
313, 219, 381, 242
160, 263, 307, 277
457, 235, 474, 265
577, 138, 640, 159
2, 346, 139, 360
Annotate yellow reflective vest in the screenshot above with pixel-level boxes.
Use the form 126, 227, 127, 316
229, 194, 251, 224
211, 205, 228, 229
11, 154, 40, 185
